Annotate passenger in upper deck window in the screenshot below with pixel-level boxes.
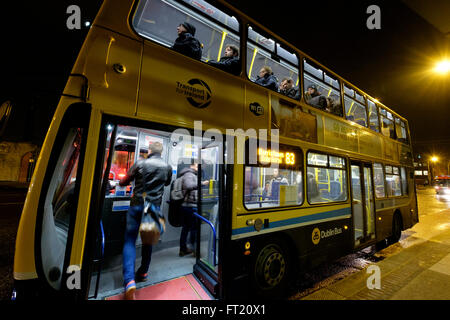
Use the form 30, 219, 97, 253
279, 78, 300, 100
172, 22, 203, 60
255, 66, 278, 91
305, 84, 327, 111
326, 94, 343, 117
207, 44, 240, 75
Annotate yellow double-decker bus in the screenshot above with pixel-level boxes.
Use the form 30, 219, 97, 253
13, 0, 418, 300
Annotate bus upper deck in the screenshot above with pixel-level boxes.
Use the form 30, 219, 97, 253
64, 0, 412, 163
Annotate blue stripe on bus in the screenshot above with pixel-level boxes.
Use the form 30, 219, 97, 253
232, 207, 351, 236
112, 206, 130, 212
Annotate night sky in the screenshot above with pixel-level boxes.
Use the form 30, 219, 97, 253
1, 0, 449, 159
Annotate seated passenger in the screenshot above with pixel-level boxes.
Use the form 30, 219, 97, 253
207, 44, 240, 75
255, 66, 278, 91
305, 85, 327, 111
279, 78, 300, 100
326, 94, 343, 116
172, 22, 202, 60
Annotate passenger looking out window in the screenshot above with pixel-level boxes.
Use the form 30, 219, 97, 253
207, 44, 240, 75
279, 78, 300, 100
305, 84, 327, 110
255, 66, 279, 91
172, 22, 203, 60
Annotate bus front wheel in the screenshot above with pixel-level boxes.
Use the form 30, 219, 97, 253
252, 238, 292, 298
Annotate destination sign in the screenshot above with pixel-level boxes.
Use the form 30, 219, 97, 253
257, 148, 296, 165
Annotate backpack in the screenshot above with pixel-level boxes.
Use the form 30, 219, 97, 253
168, 176, 185, 227
170, 176, 185, 201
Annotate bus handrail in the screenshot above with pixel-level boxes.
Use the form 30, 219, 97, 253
192, 211, 217, 266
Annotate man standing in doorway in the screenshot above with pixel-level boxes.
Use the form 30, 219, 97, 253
178, 161, 209, 256
119, 141, 172, 300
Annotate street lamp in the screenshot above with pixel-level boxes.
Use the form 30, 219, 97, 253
434, 59, 450, 75
428, 156, 439, 185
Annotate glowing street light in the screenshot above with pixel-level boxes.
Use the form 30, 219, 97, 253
434, 60, 450, 74
427, 156, 439, 185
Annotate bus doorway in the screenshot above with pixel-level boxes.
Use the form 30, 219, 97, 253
87, 124, 217, 300
350, 161, 376, 248
193, 141, 223, 297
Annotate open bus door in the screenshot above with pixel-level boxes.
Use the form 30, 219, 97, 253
193, 140, 224, 298
87, 123, 216, 300
350, 161, 376, 248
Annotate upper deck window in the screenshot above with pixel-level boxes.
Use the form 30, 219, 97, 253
395, 117, 409, 144
303, 59, 342, 117
132, 0, 241, 74
379, 106, 395, 139
247, 26, 300, 99
367, 99, 380, 132
344, 84, 368, 127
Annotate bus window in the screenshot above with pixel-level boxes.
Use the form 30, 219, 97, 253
385, 165, 401, 197
132, 0, 241, 72
380, 107, 395, 139
344, 84, 368, 127
306, 152, 347, 204
247, 26, 299, 97
38, 104, 90, 291
303, 59, 342, 116
373, 163, 386, 198
395, 117, 408, 144
401, 167, 408, 195
244, 144, 303, 210
367, 100, 380, 132
42, 128, 83, 289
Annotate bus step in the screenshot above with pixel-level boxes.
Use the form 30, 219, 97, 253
105, 274, 212, 300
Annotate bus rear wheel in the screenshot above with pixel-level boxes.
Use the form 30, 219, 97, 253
252, 238, 291, 297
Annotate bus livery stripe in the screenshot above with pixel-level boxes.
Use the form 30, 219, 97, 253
232, 207, 351, 238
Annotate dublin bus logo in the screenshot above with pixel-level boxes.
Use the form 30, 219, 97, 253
176, 79, 212, 109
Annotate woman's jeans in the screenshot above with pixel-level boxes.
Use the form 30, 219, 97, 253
122, 203, 160, 286
179, 206, 197, 251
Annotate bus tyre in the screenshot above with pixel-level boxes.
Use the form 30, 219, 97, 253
375, 239, 387, 251
252, 238, 291, 298
388, 213, 402, 245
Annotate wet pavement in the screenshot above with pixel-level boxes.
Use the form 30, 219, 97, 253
289, 186, 450, 300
